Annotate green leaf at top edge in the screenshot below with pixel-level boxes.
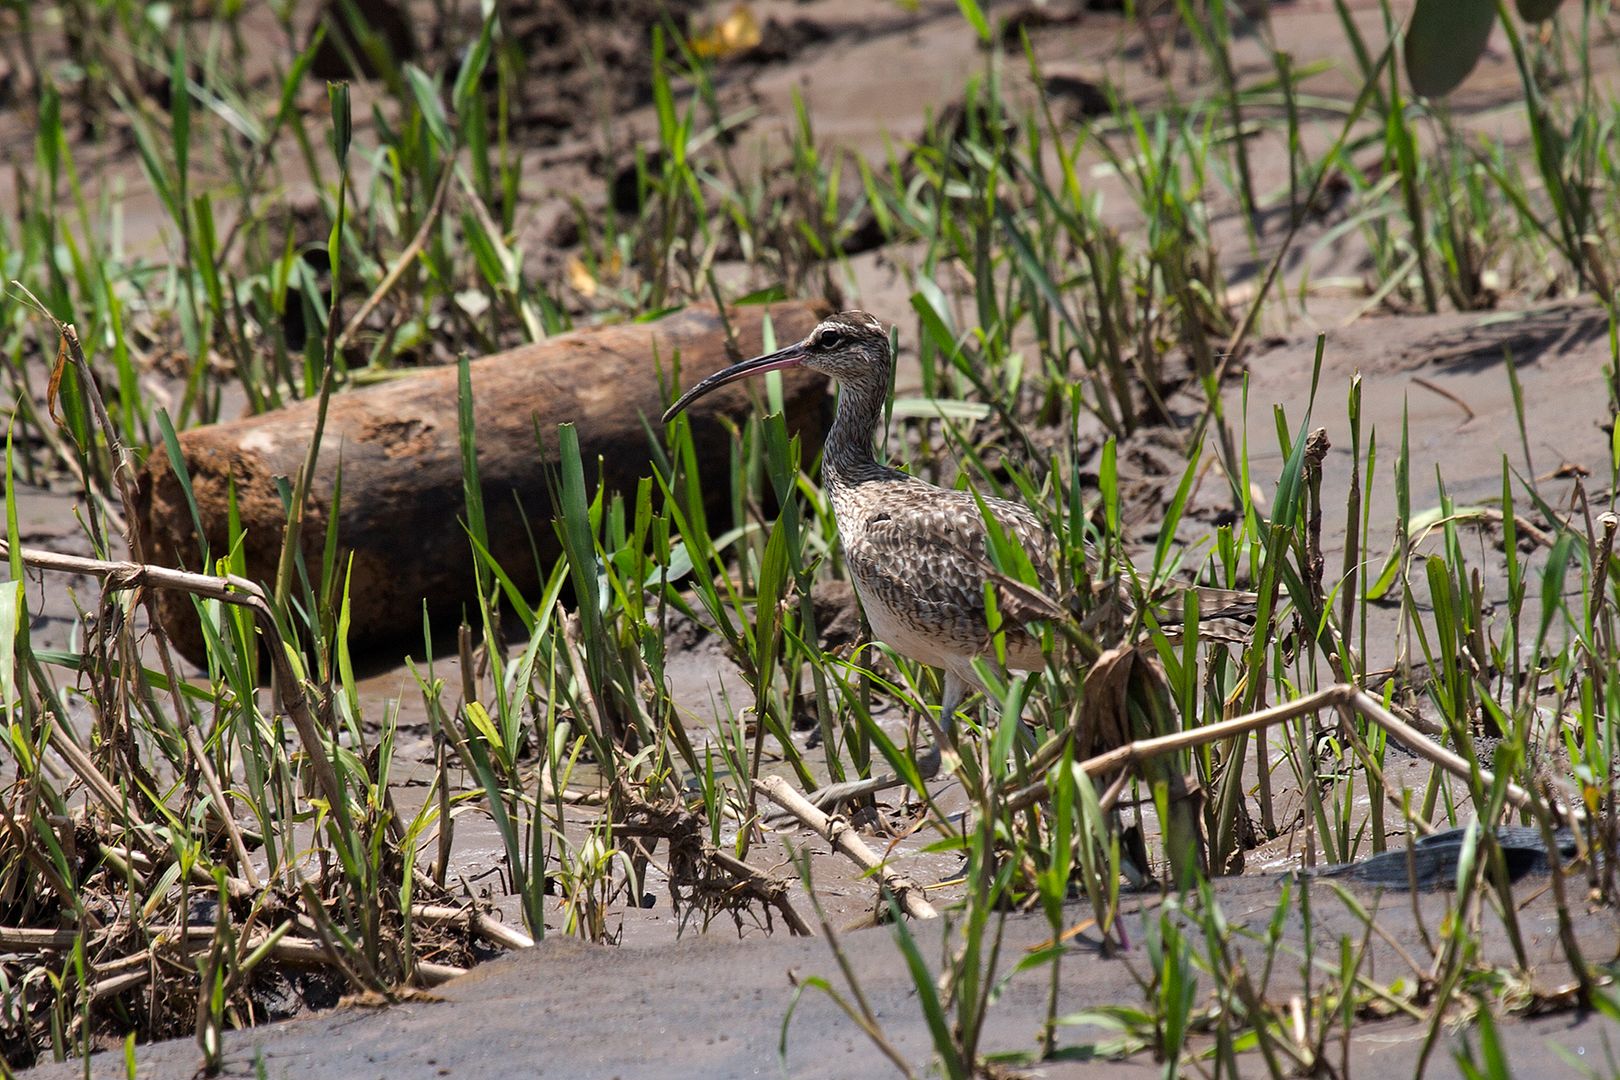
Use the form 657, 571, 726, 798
1404, 0, 1496, 98
1516, 0, 1564, 21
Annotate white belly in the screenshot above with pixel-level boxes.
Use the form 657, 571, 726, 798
856, 578, 955, 671
849, 568, 1045, 679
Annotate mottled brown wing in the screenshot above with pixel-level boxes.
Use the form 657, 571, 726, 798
842, 487, 1061, 643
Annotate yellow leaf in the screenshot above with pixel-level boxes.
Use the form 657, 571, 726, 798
566, 256, 598, 297
690, 4, 761, 60
46, 332, 68, 426
465, 700, 504, 753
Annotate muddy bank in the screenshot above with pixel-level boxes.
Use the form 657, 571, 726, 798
25, 876, 1620, 1079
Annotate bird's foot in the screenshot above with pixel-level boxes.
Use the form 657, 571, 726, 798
805, 773, 904, 813
758, 774, 900, 829
764, 744, 944, 826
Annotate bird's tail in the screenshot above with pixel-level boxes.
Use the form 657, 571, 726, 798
1154, 586, 1259, 645
989, 572, 1259, 646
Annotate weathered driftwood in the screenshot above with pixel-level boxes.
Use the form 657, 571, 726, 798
754, 775, 938, 920
136, 302, 830, 663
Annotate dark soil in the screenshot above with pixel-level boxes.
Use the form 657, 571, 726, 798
22, 876, 1620, 1079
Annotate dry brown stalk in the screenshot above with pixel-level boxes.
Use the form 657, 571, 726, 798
89, 969, 148, 1002
0, 926, 79, 948
185, 726, 263, 890
411, 904, 535, 951
754, 775, 937, 921
174, 925, 423, 981
20, 286, 359, 852
36, 710, 145, 828
1410, 376, 1477, 424
706, 848, 814, 936
413, 961, 468, 986
12, 289, 236, 860
561, 614, 611, 746
615, 797, 814, 936
1474, 506, 1557, 550
0, 799, 98, 917
0, 540, 350, 832
297, 883, 384, 995
1005, 684, 1537, 818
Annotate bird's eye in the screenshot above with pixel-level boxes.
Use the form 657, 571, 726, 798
816, 328, 843, 350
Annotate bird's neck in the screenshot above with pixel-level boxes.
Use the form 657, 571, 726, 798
822, 376, 892, 488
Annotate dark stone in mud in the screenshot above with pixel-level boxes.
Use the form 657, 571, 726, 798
1311, 825, 1579, 889
543, 209, 581, 250
501, 0, 708, 144
1043, 73, 1112, 118
748, 17, 834, 64
610, 150, 663, 215
998, 2, 1087, 44
249, 967, 346, 1022
307, 0, 418, 80
810, 579, 863, 651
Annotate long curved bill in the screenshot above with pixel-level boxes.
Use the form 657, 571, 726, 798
661, 340, 809, 423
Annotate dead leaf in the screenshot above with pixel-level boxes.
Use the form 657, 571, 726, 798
1078, 644, 1175, 765
566, 256, 598, 297
1078, 645, 1137, 766
46, 331, 67, 427
566, 252, 621, 297
690, 4, 762, 60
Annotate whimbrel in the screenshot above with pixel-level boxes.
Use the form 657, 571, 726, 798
662, 311, 1066, 807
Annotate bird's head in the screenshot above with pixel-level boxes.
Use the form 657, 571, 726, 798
661, 311, 891, 422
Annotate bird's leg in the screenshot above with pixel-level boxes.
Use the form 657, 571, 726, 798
770, 670, 967, 820
911, 670, 967, 784
898, 671, 966, 814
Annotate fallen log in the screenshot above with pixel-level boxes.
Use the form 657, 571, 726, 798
136, 302, 830, 664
